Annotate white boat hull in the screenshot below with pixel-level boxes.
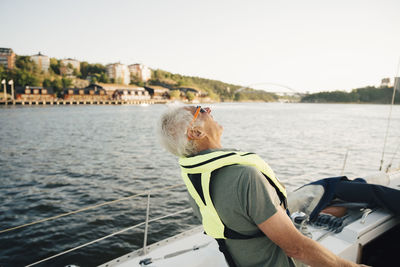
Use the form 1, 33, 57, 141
100, 171, 400, 267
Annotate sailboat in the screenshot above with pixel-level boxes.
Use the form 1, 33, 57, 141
99, 170, 400, 267
17, 80, 400, 267
99, 81, 400, 267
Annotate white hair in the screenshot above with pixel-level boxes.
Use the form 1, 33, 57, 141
157, 105, 202, 157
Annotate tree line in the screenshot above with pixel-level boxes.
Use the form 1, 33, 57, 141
301, 86, 399, 104
150, 69, 277, 102
0, 56, 128, 97
0, 54, 277, 102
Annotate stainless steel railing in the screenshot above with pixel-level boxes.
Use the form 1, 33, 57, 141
0, 183, 191, 266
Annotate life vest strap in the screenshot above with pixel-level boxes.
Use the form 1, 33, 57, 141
180, 150, 288, 240
216, 239, 238, 267
223, 225, 264, 239
180, 152, 237, 169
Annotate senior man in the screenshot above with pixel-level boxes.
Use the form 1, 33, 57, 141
158, 105, 367, 267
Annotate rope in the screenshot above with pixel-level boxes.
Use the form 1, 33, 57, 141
380, 59, 400, 171
0, 183, 185, 235
386, 136, 400, 172
340, 148, 349, 175
25, 208, 192, 267
312, 214, 346, 233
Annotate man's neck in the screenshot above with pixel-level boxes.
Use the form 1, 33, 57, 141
195, 139, 222, 152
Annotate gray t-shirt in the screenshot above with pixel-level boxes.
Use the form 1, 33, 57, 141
187, 150, 296, 267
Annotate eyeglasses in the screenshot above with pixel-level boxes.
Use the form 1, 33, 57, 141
189, 106, 206, 127
187, 106, 208, 140
193, 105, 207, 121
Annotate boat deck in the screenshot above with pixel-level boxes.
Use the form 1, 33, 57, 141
99, 226, 226, 267
100, 171, 400, 266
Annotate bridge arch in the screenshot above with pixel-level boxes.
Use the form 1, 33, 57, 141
236, 82, 300, 95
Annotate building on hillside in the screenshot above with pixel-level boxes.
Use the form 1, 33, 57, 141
0, 48, 16, 69
62, 84, 108, 101
380, 78, 391, 88
15, 86, 56, 101
128, 63, 151, 82
60, 58, 80, 76
85, 75, 98, 83
144, 85, 170, 100
177, 87, 211, 102
112, 88, 150, 101
177, 87, 201, 97
31, 52, 50, 72
106, 63, 130, 85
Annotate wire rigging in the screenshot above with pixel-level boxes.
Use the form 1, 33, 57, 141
386, 136, 400, 172
0, 183, 184, 235
380, 58, 400, 171
25, 208, 192, 267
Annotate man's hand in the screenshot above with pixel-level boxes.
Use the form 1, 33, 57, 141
258, 208, 367, 267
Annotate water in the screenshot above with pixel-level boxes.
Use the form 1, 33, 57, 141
0, 103, 399, 267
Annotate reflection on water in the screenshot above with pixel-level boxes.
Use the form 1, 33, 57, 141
0, 103, 399, 266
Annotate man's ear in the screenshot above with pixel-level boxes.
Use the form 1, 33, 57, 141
187, 127, 206, 140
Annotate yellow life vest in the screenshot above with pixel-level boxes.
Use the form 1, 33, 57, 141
179, 150, 287, 239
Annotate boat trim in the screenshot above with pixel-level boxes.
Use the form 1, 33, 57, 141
98, 226, 204, 267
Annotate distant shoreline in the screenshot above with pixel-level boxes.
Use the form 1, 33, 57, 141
2, 100, 398, 107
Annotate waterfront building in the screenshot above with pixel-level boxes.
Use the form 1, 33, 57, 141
62, 84, 108, 101
106, 63, 130, 85
381, 78, 391, 88
60, 58, 80, 76
177, 87, 202, 99
0, 48, 16, 69
144, 85, 170, 100
96, 83, 150, 100
112, 88, 150, 101
128, 63, 151, 82
31, 52, 50, 72
15, 86, 56, 101
96, 83, 142, 96
177, 86, 211, 102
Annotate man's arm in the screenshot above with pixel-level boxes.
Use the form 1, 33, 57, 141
257, 208, 367, 267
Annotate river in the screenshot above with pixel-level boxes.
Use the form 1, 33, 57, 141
0, 103, 399, 266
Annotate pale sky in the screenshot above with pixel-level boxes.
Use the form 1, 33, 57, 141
1, 0, 399, 92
